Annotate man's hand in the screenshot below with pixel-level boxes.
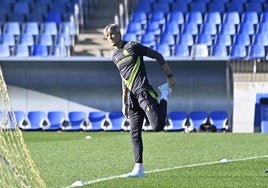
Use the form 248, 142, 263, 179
122, 104, 129, 119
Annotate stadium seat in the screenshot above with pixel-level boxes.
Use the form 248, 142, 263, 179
26, 111, 47, 131
208, 2, 225, 14
227, 2, 244, 14
200, 22, 218, 36
247, 44, 266, 60
261, 120, 268, 133
14, 111, 29, 129
0, 3, 12, 15
230, 44, 247, 60
37, 34, 54, 46
18, 34, 35, 46
159, 32, 176, 46
223, 12, 241, 25
134, 1, 152, 14
219, 23, 236, 36
173, 44, 190, 57
191, 44, 209, 58
30, 2, 49, 15
105, 111, 125, 131
189, 111, 208, 131
84, 111, 107, 131
145, 21, 161, 36
21, 22, 40, 36
3, 22, 21, 36
45, 12, 62, 24
171, 2, 188, 13
204, 11, 222, 25
63, 111, 86, 131
256, 22, 268, 34
31, 44, 49, 57
49, 2, 68, 14
210, 44, 228, 58
13, 2, 30, 14
181, 23, 199, 36
0, 44, 11, 57
13, 44, 30, 57
125, 22, 143, 36
59, 22, 77, 36
167, 11, 184, 25
44, 111, 66, 131
260, 12, 268, 23
130, 12, 147, 26
40, 22, 58, 35
186, 11, 203, 25
7, 13, 26, 22
152, 2, 170, 14
50, 45, 68, 57
252, 33, 268, 46
155, 43, 171, 57
0, 14, 7, 23
237, 22, 255, 36
209, 111, 228, 131
165, 111, 187, 131
177, 33, 194, 46
26, 12, 45, 23
122, 33, 137, 41
215, 34, 233, 47
163, 22, 180, 36
1, 34, 15, 47
244, 2, 263, 13
189, 2, 207, 13
140, 32, 156, 48
233, 33, 251, 46
196, 33, 213, 46
55, 34, 73, 47
149, 11, 166, 25
241, 12, 259, 25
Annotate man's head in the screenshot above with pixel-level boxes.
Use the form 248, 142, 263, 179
103, 24, 122, 48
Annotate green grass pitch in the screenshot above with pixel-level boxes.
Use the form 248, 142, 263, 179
23, 132, 268, 188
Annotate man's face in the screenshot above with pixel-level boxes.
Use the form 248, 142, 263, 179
105, 31, 121, 47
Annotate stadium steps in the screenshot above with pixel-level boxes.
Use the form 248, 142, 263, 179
73, 0, 122, 56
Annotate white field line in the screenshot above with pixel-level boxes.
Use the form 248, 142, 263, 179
65, 155, 268, 188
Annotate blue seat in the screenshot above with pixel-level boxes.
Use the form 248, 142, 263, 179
233, 33, 251, 46
200, 22, 218, 36
230, 44, 247, 60
50, 44, 68, 57
189, 111, 208, 130
152, 2, 170, 14
45, 12, 62, 24
155, 43, 171, 57
261, 120, 268, 133
210, 44, 228, 57
227, 2, 244, 14
13, 44, 30, 57
26, 111, 46, 131
173, 44, 190, 57
166, 111, 187, 131
167, 11, 184, 25
122, 33, 137, 41
256, 22, 268, 34
219, 23, 236, 36
37, 34, 54, 46
140, 32, 156, 48
204, 11, 222, 25
241, 11, 259, 25
223, 12, 241, 25
84, 111, 106, 131
14, 111, 28, 129
0, 44, 10, 57
1, 34, 15, 46
238, 22, 255, 35
190, 2, 207, 13
177, 33, 194, 46
0, 14, 7, 23
49, 2, 67, 14
245, 2, 263, 13
134, 2, 152, 14
7, 13, 26, 22
0, 3, 12, 15
163, 22, 180, 36
208, 2, 225, 14
159, 32, 176, 46
13, 2, 30, 14
106, 111, 125, 131
40, 22, 58, 35
253, 33, 268, 46
260, 12, 268, 23
21, 22, 39, 35
171, 2, 188, 13
31, 44, 49, 57
63, 111, 86, 131
247, 44, 266, 60
44, 111, 65, 131
196, 33, 213, 46
186, 11, 203, 25
130, 12, 147, 26
125, 22, 143, 36
145, 21, 161, 36
30, 2, 49, 15
26, 12, 45, 23
19, 34, 35, 46
181, 23, 199, 35
209, 111, 228, 131
149, 11, 166, 25
59, 22, 77, 36
3, 22, 21, 36
215, 34, 233, 46
55, 33, 73, 47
